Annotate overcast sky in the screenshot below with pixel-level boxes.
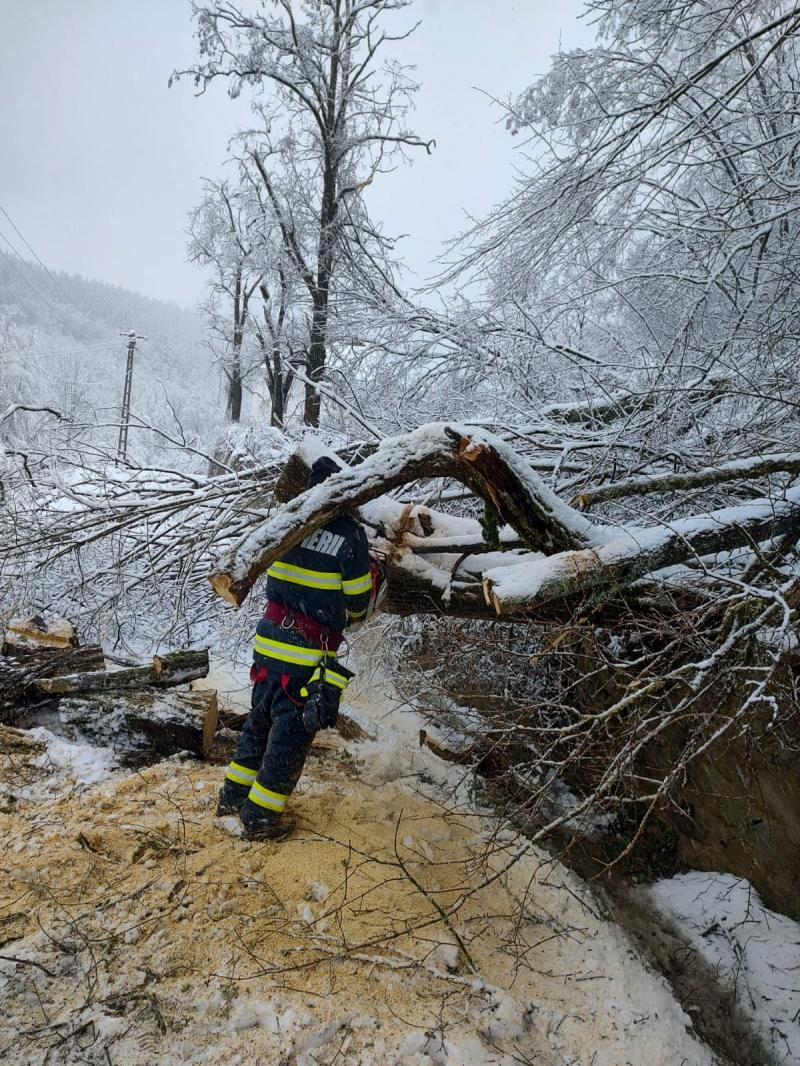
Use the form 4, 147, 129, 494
0, 0, 595, 308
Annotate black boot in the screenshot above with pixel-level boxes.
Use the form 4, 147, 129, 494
216, 780, 251, 816
240, 801, 293, 842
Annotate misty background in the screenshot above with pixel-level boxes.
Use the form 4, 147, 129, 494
0, 0, 594, 307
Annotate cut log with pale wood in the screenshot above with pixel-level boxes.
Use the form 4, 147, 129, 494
34, 649, 209, 697
3, 615, 76, 651
58, 688, 219, 759
0, 644, 105, 724
210, 424, 595, 607
126, 689, 219, 758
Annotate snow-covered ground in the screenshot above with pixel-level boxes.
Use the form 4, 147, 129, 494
3, 646, 793, 1064
643, 871, 800, 1064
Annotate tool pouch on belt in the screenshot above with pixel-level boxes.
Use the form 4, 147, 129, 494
300, 658, 355, 734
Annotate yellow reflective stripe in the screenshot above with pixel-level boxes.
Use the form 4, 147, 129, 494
225, 761, 257, 785
324, 669, 349, 690
348, 608, 367, 620
342, 572, 372, 595
268, 561, 342, 590
301, 666, 349, 694
248, 781, 288, 812
253, 635, 336, 666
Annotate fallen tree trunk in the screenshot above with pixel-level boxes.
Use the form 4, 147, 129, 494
0, 644, 106, 723
483, 488, 800, 616
573, 451, 800, 510
34, 650, 209, 697
210, 424, 595, 606
58, 688, 219, 759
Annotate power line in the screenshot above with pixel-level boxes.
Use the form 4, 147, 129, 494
0, 233, 97, 346
0, 201, 91, 322
0, 231, 50, 294
0, 242, 54, 308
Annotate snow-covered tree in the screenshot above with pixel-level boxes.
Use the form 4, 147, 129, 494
176, 0, 432, 426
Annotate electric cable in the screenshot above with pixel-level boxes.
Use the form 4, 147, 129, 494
0, 202, 86, 314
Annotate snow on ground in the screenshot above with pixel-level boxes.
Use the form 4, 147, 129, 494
643, 871, 800, 1064
17, 727, 119, 800
0, 647, 726, 1065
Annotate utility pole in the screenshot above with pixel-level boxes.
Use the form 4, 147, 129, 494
117, 330, 146, 461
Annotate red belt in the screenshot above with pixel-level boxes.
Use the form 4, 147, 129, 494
263, 600, 343, 651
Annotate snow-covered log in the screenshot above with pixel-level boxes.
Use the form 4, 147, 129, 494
34, 650, 209, 697
0, 644, 106, 723
483, 488, 800, 616
3, 616, 76, 650
573, 452, 800, 510
210, 424, 595, 606
58, 688, 219, 759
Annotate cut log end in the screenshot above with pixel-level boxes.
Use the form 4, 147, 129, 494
202, 690, 220, 758
208, 572, 243, 608
482, 576, 503, 616
4, 616, 77, 651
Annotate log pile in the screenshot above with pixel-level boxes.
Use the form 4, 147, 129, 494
1, 618, 219, 762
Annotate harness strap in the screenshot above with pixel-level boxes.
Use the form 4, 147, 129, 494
281, 672, 304, 707
263, 600, 344, 651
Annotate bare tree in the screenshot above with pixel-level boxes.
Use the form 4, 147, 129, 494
176, 0, 432, 426
187, 178, 263, 422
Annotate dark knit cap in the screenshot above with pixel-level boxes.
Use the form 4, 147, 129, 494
308, 456, 341, 488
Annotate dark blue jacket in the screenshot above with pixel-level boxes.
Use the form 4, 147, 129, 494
253, 513, 372, 677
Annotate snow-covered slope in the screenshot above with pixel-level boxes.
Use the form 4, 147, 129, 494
0, 648, 728, 1066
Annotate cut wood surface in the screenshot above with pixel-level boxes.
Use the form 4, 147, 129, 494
3, 616, 76, 650
34, 650, 209, 697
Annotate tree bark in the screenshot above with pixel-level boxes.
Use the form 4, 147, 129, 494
573, 452, 800, 509
34, 650, 209, 697
483, 488, 800, 616
58, 689, 219, 759
210, 424, 594, 606
1, 644, 105, 723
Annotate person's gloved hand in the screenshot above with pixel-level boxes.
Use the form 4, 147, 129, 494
301, 660, 355, 733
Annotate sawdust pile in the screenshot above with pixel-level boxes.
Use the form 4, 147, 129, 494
1, 712, 716, 1065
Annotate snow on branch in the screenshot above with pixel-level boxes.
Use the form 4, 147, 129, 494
208, 423, 597, 606
483, 487, 800, 617
573, 452, 800, 510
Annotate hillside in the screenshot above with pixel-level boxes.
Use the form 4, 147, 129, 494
0, 256, 220, 459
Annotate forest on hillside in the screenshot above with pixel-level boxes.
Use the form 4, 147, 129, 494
2, 2, 800, 1064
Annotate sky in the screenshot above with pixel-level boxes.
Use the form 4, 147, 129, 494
0, 0, 595, 308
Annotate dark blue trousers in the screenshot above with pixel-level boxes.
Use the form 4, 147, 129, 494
227, 671, 314, 822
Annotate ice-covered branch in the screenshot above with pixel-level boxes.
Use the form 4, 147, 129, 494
208, 423, 597, 606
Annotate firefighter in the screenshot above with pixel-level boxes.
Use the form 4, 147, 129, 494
217, 455, 382, 841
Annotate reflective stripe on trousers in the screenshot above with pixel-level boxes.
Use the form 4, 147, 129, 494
225, 670, 314, 817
